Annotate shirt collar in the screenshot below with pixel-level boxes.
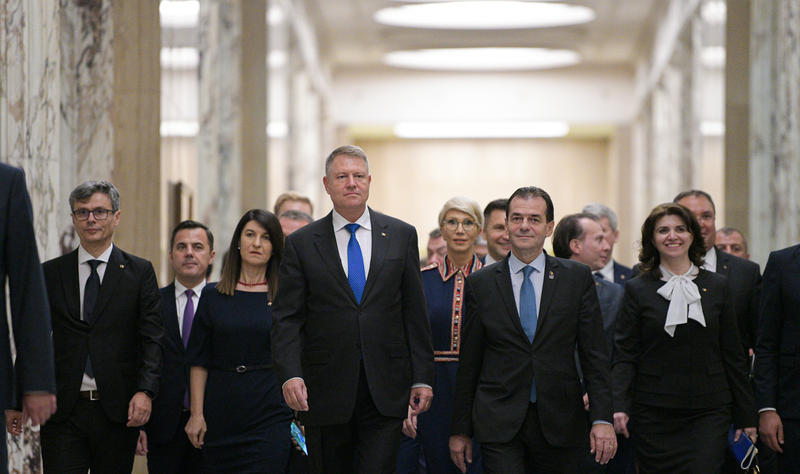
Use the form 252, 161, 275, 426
175, 279, 207, 298
703, 246, 717, 271
332, 208, 371, 232
438, 254, 484, 281
508, 250, 546, 275
598, 257, 615, 280
78, 243, 113, 264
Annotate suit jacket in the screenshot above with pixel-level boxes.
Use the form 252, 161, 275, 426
753, 244, 800, 420
713, 247, 762, 352
42, 246, 163, 423
613, 260, 633, 286
271, 209, 434, 425
147, 282, 211, 443
451, 254, 612, 447
596, 276, 623, 356
612, 270, 755, 427
0, 163, 55, 412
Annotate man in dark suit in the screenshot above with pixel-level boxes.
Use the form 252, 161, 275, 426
450, 187, 616, 473
140, 220, 214, 473
674, 190, 762, 355
40, 180, 163, 473
272, 145, 435, 473
583, 203, 632, 286
0, 163, 57, 471
754, 244, 800, 472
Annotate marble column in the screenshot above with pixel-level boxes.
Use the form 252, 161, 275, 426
197, 0, 243, 262
749, 0, 800, 264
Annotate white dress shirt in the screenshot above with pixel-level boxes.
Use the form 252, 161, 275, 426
77, 243, 114, 392
598, 258, 615, 282
508, 251, 546, 316
484, 253, 499, 266
702, 247, 717, 272
332, 208, 372, 278
174, 279, 207, 338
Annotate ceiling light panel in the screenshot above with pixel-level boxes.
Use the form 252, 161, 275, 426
374, 1, 595, 30
394, 121, 570, 139
383, 47, 580, 71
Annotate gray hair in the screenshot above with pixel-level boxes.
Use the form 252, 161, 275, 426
438, 196, 483, 229
279, 209, 313, 224
325, 145, 369, 177
582, 203, 618, 232
69, 180, 120, 211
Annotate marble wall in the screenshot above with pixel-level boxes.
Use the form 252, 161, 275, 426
749, 0, 800, 263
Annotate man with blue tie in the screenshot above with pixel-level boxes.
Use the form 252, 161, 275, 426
141, 220, 215, 473
450, 187, 616, 473
271, 145, 435, 473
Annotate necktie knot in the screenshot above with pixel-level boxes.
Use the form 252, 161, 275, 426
522, 265, 535, 279
88, 259, 101, 271
185, 288, 194, 299
594, 272, 604, 280
345, 223, 360, 235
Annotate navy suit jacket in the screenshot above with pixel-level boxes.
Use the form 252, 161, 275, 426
753, 244, 800, 420
613, 260, 633, 286
596, 276, 623, 355
0, 163, 56, 412
271, 209, 434, 426
147, 282, 212, 443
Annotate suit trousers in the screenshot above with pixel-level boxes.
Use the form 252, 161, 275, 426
41, 398, 139, 474
778, 419, 800, 473
480, 402, 585, 474
1, 419, 7, 474
147, 410, 204, 474
305, 363, 404, 474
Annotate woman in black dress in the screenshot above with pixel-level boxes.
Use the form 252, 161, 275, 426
611, 203, 756, 473
185, 209, 293, 472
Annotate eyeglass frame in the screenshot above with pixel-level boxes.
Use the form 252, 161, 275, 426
71, 208, 116, 221
442, 218, 477, 232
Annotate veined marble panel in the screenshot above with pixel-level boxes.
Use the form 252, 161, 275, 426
197, 0, 242, 265
750, 0, 800, 263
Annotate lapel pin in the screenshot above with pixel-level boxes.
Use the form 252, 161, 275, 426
548, 271, 554, 280
381, 232, 387, 237
120, 264, 125, 269
702, 287, 707, 292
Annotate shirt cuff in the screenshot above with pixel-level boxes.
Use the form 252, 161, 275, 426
411, 383, 432, 390
758, 407, 777, 413
592, 420, 612, 426
282, 377, 304, 389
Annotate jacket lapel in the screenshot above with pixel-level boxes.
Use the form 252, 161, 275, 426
314, 213, 357, 304
714, 247, 730, 275
90, 246, 124, 325
163, 283, 183, 348
362, 208, 388, 303
60, 249, 82, 322
495, 257, 529, 343
535, 254, 559, 334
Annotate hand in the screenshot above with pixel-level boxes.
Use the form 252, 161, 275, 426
613, 412, 630, 438
449, 434, 473, 473
759, 410, 784, 453
583, 393, 590, 412
409, 386, 433, 415
136, 430, 148, 456
282, 378, 309, 411
402, 405, 418, 439
590, 423, 617, 464
741, 427, 758, 444
22, 393, 56, 426
126, 392, 152, 427
5, 410, 23, 436
185, 413, 207, 449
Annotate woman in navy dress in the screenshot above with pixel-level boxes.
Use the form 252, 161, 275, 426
185, 209, 293, 472
397, 196, 484, 473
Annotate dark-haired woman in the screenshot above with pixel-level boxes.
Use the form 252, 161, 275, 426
185, 209, 293, 472
612, 203, 756, 473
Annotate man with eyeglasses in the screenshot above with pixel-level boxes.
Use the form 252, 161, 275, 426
39, 180, 163, 473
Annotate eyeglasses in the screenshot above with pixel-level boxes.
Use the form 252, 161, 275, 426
443, 218, 477, 232
72, 208, 114, 221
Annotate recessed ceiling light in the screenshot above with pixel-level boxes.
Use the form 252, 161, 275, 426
394, 121, 569, 139
374, 1, 595, 30
384, 47, 580, 71
159, 0, 199, 28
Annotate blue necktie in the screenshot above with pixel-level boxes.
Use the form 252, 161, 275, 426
345, 223, 366, 303
520, 265, 538, 402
